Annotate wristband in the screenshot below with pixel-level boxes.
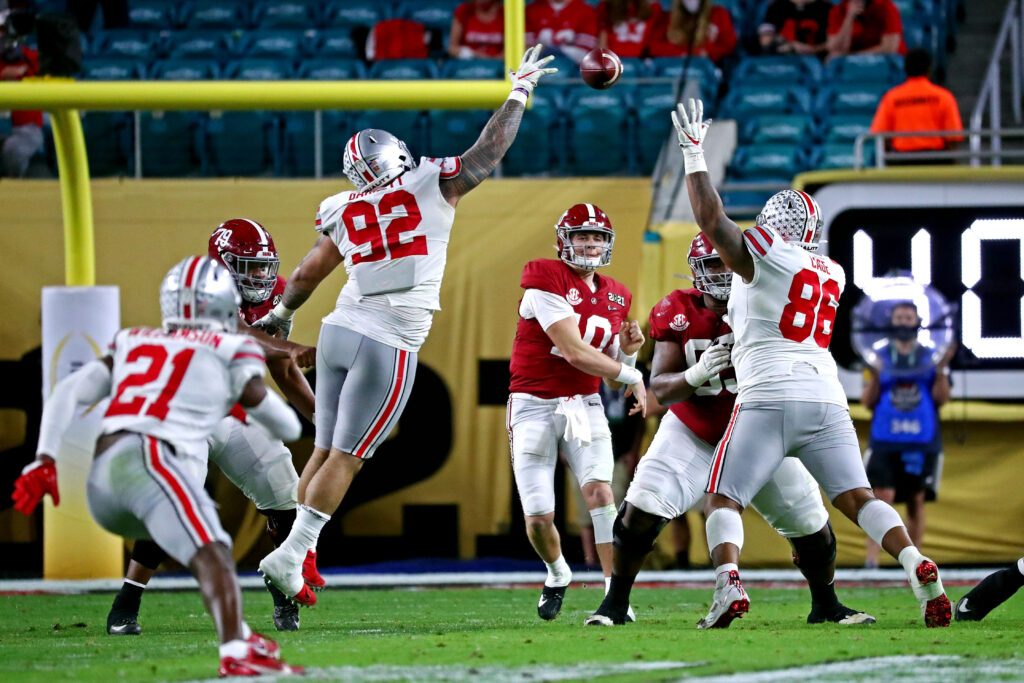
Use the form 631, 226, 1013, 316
508, 87, 530, 105
615, 363, 643, 385
683, 151, 708, 175
617, 349, 638, 368
683, 364, 708, 388
272, 303, 296, 321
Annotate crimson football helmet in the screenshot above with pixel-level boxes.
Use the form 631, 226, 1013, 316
208, 218, 280, 304
688, 233, 731, 300
756, 189, 823, 252
343, 128, 415, 191
555, 203, 614, 271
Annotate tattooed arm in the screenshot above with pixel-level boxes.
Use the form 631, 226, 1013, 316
439, 100, 525, 207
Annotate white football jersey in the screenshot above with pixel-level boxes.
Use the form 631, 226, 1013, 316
102, 327, 265, 470
727, 225, 848, 407
317, 156, 460, 352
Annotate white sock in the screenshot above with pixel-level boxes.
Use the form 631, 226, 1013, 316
604, 576, 611, 594
898, 545, 925, 582
281, 504, 330, 559
544, 555, 571, 587
219, 639, 248, 660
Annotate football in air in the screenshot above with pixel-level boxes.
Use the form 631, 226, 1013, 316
580, 48, 623, 90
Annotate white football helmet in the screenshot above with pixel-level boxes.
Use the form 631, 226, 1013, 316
756, 189, 823, 252
343, 128, 415, 191
160, 256, 241, 333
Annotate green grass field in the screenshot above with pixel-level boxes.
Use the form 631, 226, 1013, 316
2, 584, 1022, 681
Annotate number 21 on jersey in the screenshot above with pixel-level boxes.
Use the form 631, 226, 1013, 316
106, 345, 195, 420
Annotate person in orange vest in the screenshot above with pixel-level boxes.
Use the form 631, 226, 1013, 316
870, 49, 964, 164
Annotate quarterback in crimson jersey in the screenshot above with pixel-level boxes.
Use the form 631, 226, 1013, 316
587, 234, 873, 627
508, 203, 646, 621
674, 98, 950, 628
104, 219, 322, 637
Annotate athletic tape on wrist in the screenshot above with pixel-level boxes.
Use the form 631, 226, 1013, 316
508, 88, 529, 104
273, 302, 296, 320
684, 152, 708, 175
615, 363, 642, 385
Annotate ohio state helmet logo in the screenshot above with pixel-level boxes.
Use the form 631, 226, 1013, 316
670, 313, 690, 331
566, 288, 582, 306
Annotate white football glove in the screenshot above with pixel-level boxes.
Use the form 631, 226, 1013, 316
671, 98, 712, 175
683, 342, 731, 388
509, 44, 558, 104
252, 305, 294, 340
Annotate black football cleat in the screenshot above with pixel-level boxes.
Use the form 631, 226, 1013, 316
584, 604, 627, 626
537, 584, 568, 621
807, 602, 876, 625
265, 577, 301, 631
106, 610, 141, 635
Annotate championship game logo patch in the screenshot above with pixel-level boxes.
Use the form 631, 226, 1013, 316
273, 294, 282, 306
670, 313, 690, 332
566, 288, 583, 306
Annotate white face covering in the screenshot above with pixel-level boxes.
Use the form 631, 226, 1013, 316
682, 0, 701, 12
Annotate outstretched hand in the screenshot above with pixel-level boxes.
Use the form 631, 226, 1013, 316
510, 44, 558, 99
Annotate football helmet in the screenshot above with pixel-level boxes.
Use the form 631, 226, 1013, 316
343, 128, 415, 191
160, 256, 241, 333
688, 233, 731, 300
555, 203, 615, 271
208, 218, 280, 304
755, 189, 823, 252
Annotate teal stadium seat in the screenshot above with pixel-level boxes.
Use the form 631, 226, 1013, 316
81, 58, 145, 80
81, 112, 131, 176
721, 85, 812, 118
323, 1, 386, 28
128, 0, 179, 29
315, 29, 358, 58
426, 110, 491, 159
139, 112, 200, 176
721, 189, 776, 219
206, 111, 278, 176
502, 90, 560, 176
634, 83, 678, 173
184, 0, 249, 29
94, 30, 156, 61
566, 89, 631, 175
618, 57, 648, 81
368, 59, 439, 80
281, 111, 349, 176
251, 0, 319, 29
237, 29, 305, 61
441, 59, 504, 80
825, 55, 905, 85
398, 0, 462, 31
816, 142, 876, 170
648, 57, 720, 93
744, 114, 816, 145
350, 111, 426, 157
824, 115, 873, 144
815, 83, 890, 117
166, 30, 232, 61
223, 58, 292, 80
298, 58, 366, 80
150, 58, 220, 79
730, 56, 823, 87
728, 144, 805, 182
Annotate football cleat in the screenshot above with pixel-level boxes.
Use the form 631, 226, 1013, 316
246, 632, 281, 660
106, 610, 141, 636
954, 596, 983, 622
807, 603, 876, 625
218, 651, 303, 678
697, 570, 749, 629
537, 584, 568, 621
302, 550, 326, 591
912, 559, 951, 628
625, 604, 636, 622
273, 604, 300, 632
259, 549, 316, 607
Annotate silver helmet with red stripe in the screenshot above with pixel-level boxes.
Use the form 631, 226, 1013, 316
688, 233, 731, 299
756, 189, 823, 252
208, 218, 280, 304
160, 256, 241, 333
343, 128, 415, 191
555, 203, 615, 271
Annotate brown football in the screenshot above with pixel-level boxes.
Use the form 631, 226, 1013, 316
580, 48, 623, 90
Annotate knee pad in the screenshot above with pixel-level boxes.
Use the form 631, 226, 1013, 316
857, 498, 906, 546
790, 521, 837, 571
705, 507, 744, 554
613, 503, 667, 556
261, 507, 297, 547
589, 504, 617, 545
514, 456, 556, 517
131, 539, 169, 571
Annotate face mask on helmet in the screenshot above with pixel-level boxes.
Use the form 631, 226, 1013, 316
208, 218, 280, 304
343, 128, 415, 191
555, 204, 615, 272
160, 256, 241, 334
691, 254, 731, 299
561, 229, 613, 271
756, 189, 824, 252
222, 252, 279, 304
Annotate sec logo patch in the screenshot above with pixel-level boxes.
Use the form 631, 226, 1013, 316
566, 288, 582, 306
669, 313, 689, 331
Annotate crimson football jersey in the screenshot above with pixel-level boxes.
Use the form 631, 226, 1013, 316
649, 288, 737, 446
238, 276, 286, 326
526, 0, 599, 50
510, 259, 632, 399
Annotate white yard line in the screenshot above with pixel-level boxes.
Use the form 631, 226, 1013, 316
682, 656, 1024, 682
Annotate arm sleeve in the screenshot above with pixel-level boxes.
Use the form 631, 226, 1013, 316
37, 359, 113, 457
246, 389, 302, 442
229, 340, 267, 397
520, 289, 577, 329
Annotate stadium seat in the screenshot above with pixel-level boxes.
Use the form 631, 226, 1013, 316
166, 30, 232, 61
815, 84, 891, 117
250, 0, 319, 29
441, 59, 504, 80
368, 59, 439, 80
728, 144, 806, 181
350, 110, 426, 156
314, 28, 358, 58
297, 58, 366, 80
80, 112, 131, 176
223, 58, 292, 80
721, 85, 812, 118
397, 0, 462, 31
648, 56, 720, 92
281, 110, 350, 176
503, 90, 561, 176
323, 0, 385, 28
139, 112, 200, 176
815, 141, 876, 170
730, 55, 823, 87
92, 29, 156, 61
183, 0, 249, 29
721, 189, 776, 218
129, 0, 179, 28
743, 114, 816, 145
824, 115, 873, 144
426, 110, 491, 158
81, 58, 145, 80
633, 83, 678, 173
206, 111, 278, 176
826, 55, 905, 85
566, 89, 631, 175
150, 58, 220, 80
618, 57, 648, 81
236, 29, 305, 61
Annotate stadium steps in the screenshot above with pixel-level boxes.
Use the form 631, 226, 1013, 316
944, 0, 1014, 129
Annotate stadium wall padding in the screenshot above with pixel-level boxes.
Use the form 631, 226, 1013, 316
1, 179, 1022, 576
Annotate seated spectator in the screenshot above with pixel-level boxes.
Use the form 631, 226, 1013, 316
0, 10, 43, 178
870, 49, 963, 162
525, 0, 598, 64
367, 18, 429, 60
647, 0, 736, 64
827, 0, 905, 59
597, 0, 660, 59
450, 0, 504, 60
758, 0, 832, 56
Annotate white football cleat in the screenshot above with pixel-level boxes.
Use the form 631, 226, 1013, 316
908, 558, 951, 627
259, 548, 315, 607
697, 570, 749, 629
